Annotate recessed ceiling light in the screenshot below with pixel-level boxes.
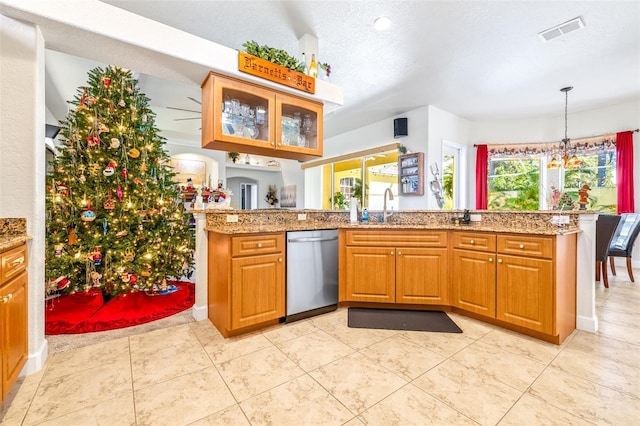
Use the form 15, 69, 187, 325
374, 16, 392, 31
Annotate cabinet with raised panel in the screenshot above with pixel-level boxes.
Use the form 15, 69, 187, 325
208, 232, 285, 337
342, 230, 448, 305
1, 243, 28, 401
201, 72, 323, 161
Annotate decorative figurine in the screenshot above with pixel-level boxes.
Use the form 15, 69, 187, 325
578, 184, 591, 210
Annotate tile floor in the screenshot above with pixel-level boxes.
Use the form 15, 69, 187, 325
1, 273, 639, 425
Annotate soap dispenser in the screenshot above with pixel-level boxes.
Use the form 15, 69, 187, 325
361, 208, 368, 223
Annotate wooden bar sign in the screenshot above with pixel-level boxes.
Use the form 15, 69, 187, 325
238, 52, 315, 94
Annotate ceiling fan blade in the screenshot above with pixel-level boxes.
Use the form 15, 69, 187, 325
167, 106, 201, 113
174, 117, 201, 121
188, 96, 202, 105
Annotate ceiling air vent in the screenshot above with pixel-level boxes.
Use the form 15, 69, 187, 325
539, 17, 585, 42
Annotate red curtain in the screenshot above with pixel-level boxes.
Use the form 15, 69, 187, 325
616, 131, 635, 214
475, 144, 488, 209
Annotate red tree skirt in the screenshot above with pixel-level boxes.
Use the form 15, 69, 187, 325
45, 282, 195, 335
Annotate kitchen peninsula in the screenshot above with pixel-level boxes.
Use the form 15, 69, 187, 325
191, 209, 599, 344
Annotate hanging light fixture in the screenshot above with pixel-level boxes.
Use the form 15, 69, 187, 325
548, 86, 582, 169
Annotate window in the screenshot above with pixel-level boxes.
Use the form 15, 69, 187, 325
318, 149, 399, 210
488, 158, 541, 210
485, 137, 617, 212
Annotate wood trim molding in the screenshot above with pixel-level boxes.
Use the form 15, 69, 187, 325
300, 142, 400, 169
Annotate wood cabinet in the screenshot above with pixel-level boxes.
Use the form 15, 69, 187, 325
1, 243, 28, 401
342, 230, 448, 305
398, 153, 424, 196
201, 72, 323, 161
208, 232, 285, 337
451, 231, 576, 343
451, 231, 497, 317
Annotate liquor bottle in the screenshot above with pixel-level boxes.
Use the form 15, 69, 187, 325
309, 54, 318, 78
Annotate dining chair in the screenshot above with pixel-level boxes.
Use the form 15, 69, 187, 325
595, 214, 621, 288
608, 213, 640, 283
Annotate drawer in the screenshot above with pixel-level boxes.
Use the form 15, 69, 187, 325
497, 234, 553, 259
1, 243, 27, 283
231, 233, 284, 257
452, 231, 496, 252
345, 230, 448, 247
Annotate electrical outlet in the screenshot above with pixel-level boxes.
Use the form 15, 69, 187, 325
550, 215, 570, 225
469, 214, 482, 222
297, 213, 307, 221
226, 214, 239, 223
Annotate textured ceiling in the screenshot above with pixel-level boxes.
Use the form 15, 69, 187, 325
43, 0, 640, 144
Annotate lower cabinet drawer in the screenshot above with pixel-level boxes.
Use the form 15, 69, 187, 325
497, 234, 553, 259
231, 233, 284, 257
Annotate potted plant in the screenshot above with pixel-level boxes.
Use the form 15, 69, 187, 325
227, 152, 240, 163
242, 41, 305, 72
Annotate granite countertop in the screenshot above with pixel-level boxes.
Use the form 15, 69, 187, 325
200, 209, 583, 236
0, 218, 31, 252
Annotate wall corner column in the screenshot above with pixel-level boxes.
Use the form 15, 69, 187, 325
192, 213, 208, 321
576, 213, 598, 332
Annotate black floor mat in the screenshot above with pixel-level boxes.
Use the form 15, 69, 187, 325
348, 308, 462, 333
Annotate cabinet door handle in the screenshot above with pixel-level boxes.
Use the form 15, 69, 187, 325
271, 142, 276, 147
2, 294, 12, 303
498, 259, 503, 264
470, 239, 475, 244
257, 243, 262, 248
519, 244, 524, 249
10, 257, 24, 266
488, 257, 493, 262
397, 251, 402, 256
278, 258, 283, 263
390, 251, 394, 255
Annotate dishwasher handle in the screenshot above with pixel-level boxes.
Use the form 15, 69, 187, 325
287, 236, 338, 243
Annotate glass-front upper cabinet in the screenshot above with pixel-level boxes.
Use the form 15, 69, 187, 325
275, 94, 323, 157
201, 72, 323, 161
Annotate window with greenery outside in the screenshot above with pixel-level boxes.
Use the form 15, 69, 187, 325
488, 158, 541, 210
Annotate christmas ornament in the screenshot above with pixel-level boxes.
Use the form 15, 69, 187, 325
104, 190, 116, 210
121, 167, 128, 179
127, 148, 141, 158
140, 162, 148, 173
79, 173, 86, 183
117, 185, 123, 201
88, 163, 100, 176
87, 134, 101, 146
118, 99, 126, 107
110, 138, 120, 149
98, 123, 109, 134
79, 88, 87, 106
86, 96, 97, 105
56, 182, 69, 196
54, 244, 63, 257
68, 226, 78, 245
129, 273, 139, 285
103, 161, 116, 176
133, 177, 142, 185
141, 114, 148, 123
121, 272, 131, 283
81, 202, 96, 222
116, 229, 128, 238
90, 247, 102, 266
91, 271, 102, 287
54, 276, 70, 290
103, 77, 111, 87
124, 248, 135, 262
103, 218, 108, 235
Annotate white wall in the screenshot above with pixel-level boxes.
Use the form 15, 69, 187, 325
0, 15, 48, 374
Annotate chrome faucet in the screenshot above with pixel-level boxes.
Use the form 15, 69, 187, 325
383, 187, 394, 222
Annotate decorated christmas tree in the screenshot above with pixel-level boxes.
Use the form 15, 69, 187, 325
46, 66, 194, 297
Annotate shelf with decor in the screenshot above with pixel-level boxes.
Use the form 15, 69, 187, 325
201, 72, 323, 161
398, 152, 424, 196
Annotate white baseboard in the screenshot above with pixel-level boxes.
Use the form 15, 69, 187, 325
22, 338, 48, 376
576, 314, 598, 333
192, 304, 208, 321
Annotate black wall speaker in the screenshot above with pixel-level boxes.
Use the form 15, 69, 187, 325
394, 118, 408, 138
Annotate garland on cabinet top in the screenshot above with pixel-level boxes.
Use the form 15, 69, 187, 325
45, 66, 195, 297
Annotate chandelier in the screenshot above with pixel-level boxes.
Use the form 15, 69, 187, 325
547, 86, 582, 169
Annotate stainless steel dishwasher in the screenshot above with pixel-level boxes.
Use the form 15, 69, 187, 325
286, 229, 339, 322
